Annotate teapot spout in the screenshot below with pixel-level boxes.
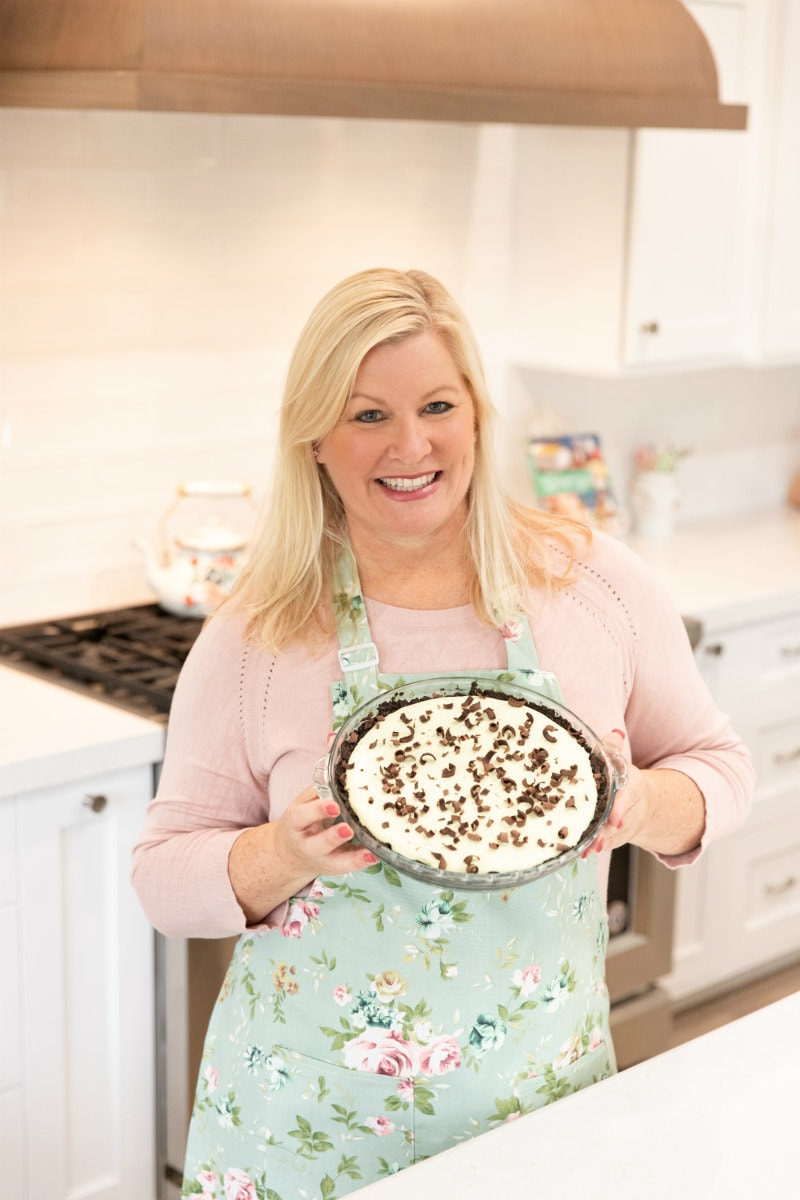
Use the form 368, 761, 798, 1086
132, 536, 166, 581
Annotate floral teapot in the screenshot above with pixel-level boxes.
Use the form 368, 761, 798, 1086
134, 481, 256, 618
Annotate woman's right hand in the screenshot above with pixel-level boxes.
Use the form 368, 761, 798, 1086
228, 784, 378, 926
272, 784, 379, 879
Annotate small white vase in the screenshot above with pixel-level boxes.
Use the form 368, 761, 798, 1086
631, 471, 679, 539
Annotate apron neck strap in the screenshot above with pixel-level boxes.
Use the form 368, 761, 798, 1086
332, 547, 381, 685
332, 548, 541, 679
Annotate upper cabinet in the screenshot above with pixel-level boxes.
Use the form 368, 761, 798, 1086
623, 0, 756, 368
510, 0, 800, 373
761, 0, 800, 359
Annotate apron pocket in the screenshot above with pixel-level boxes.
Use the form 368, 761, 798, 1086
515, 1039, 616, 1115
271, 1043, 416, 1180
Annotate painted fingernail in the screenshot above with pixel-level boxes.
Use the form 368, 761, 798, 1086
336, 825, 353, 840
611, 728, 626, 741
325, 803, 339, 817
596, 838, 605, 853
363, 853, 378, 864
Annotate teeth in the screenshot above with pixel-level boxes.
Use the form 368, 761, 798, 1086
378, 473, 437, 492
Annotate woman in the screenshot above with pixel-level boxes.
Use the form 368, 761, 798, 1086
132, 268, 754, 1200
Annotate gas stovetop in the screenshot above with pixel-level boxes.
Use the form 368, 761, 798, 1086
0, 604, 203, 722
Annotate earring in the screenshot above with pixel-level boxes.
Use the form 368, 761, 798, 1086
312, 441, 321, 458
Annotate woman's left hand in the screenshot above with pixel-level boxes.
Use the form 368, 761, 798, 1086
582, 732, 649, 857
582, 731, 707, 860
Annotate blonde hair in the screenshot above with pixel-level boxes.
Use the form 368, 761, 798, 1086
228, 268, 588, 650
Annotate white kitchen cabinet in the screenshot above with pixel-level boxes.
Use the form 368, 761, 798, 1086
761, 0, 800, 358
623, 0, 758, 367
664, 608, 800, 1004
0, 796, 24, 1199
510, 0, 767, 372
7, 762, 157, 1200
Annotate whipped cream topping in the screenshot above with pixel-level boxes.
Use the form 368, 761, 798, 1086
339, 688, 601, 875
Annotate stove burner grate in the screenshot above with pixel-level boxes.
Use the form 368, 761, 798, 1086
0, 604, 203, 719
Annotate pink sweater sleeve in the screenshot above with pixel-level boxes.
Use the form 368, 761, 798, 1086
585, 537, 755, 866
130, 609, 273, 937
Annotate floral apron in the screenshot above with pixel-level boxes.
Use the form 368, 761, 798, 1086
182, 557, 616, 1200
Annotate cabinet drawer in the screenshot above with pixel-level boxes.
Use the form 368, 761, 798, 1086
710, 811, 800, 976
762, 618, 800, 684
757, 717, 800, 794
748, 844, 800, 923
699, 612, 800, 701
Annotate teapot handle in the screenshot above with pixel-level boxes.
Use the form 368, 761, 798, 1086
158, 481, 257, 565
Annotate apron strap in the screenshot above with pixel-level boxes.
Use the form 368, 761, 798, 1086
332, 546, 382, 689
499, 616, 541, 673
332, 548, 543, 682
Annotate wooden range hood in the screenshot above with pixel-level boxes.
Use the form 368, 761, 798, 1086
0, 0, 747, 130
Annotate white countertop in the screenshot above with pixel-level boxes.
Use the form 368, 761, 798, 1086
0, 663, 164, 797
351, 990, 800, 1200
626, 506, 800, 630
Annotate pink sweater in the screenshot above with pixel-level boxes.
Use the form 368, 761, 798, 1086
131, 533, 754, 938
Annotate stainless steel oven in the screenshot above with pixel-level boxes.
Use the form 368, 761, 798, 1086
606, 844, 676, 1068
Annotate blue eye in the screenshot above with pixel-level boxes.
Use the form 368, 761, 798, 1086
353, 409, 385, 424
425, 400, 453, 415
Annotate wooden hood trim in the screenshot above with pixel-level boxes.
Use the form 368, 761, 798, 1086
0, 0, 747, 129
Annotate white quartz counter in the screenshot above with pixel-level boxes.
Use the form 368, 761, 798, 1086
351, 990, 800, 1200
0, 663, 164, 797
626, 505, 800, 630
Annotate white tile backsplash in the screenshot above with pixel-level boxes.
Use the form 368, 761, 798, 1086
83, 110, 224, 168
1, 107, 799, 625
0, 110, 83, 162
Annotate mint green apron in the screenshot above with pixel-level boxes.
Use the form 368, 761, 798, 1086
181, 556, 615, 1200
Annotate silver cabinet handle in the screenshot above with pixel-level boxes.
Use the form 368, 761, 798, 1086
640, 321, 660, 334
83, 793, 108, 814
704, 643, 725, 657
780, 644, 800, 658
764, 876, 798, 896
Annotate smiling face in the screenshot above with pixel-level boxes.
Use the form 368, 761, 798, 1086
315, 331, 476, 553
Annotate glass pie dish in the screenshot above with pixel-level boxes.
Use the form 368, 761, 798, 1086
313, 674, 628, 891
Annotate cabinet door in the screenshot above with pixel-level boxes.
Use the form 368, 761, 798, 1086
711, 807, 800, 974
762, 0, 800, 357
0, 1090, 25, 1200
19, 765, 156, 1200
623, 0, 755, 366
664, 839, 729, 1002
0, 799, 22, 1093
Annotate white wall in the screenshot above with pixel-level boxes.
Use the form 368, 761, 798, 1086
1, 107, 798, 625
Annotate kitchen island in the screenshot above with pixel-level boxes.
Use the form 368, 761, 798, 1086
351, 990, 799, 1200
